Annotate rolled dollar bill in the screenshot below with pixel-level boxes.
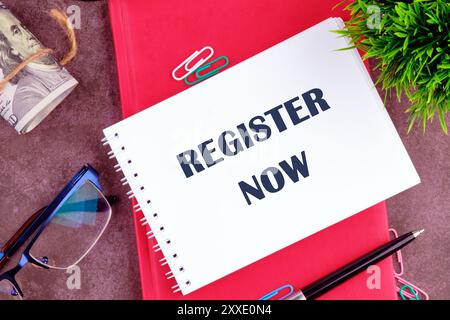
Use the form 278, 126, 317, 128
0, 2, 78, 134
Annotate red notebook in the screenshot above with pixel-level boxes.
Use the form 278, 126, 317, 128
108, 0, 397, 300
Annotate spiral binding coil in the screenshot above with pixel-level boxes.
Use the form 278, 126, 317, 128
102, 134, 191, 294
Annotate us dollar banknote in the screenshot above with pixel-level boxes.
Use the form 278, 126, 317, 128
0, 2, 78, 134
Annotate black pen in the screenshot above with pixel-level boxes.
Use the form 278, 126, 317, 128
288, 229, 424, 300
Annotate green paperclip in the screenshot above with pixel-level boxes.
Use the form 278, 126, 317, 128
184, 56, 229, 86
399, 284, 420, 300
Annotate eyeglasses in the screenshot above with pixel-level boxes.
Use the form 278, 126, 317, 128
0, 165, 114, 300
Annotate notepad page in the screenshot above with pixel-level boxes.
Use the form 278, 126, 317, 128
104, 18, 420, 295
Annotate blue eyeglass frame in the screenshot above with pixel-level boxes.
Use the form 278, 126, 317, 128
0, 164, 105, 298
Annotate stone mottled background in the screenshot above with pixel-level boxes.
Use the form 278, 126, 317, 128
0, 0, 448, 300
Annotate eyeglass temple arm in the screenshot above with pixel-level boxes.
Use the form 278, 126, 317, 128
0, 206, 47, 270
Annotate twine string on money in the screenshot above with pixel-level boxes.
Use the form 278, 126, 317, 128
0, 8, 77, 92
49, 8, 78, 66
0, 48, 53, 91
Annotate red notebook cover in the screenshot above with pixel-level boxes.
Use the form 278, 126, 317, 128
108, 0, 397, 300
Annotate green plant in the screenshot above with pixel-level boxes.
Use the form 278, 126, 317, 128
336, 0, 450, 133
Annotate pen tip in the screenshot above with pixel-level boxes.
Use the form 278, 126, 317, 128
413, 229, 425, 237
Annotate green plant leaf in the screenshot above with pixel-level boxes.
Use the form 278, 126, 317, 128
438, 107, 448, 134
395, 32, 408, 38
335, 0, 450, 133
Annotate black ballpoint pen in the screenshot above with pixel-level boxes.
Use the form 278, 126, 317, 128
288, 229, 424, 300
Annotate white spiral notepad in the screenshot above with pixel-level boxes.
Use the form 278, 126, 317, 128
103, 18, 420, 295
